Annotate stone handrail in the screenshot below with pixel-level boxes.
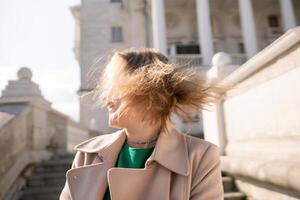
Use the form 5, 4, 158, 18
220, 27, 300, 87
217, 26, 300, 198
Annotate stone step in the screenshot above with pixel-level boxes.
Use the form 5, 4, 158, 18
34, 164, 71, 173
224, 192, 247, 200
56, 153, 75, 158
20, 194, 59, 200
222, 176, 235, 192
40, 157, 73, 165
26, 172, 66, 187
20, 186, 62, 200
34, 158, 73, 173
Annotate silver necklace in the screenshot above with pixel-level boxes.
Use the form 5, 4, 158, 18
126, 136, 158, 144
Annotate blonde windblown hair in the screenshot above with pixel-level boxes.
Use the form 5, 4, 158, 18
90, 47, 231, 134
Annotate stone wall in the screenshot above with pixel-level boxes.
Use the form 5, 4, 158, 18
0, 102, 90, 199
0, 103, 45, 199
219, 27, 300, 199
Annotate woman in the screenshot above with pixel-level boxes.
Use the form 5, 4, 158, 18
59, 48, 228, 200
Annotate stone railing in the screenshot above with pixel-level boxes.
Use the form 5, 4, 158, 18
0, 102, 90, 199
169, 54, 204, 67
0, 103, 45, 199
169, 53, 247, 68
209, 27, 300, 199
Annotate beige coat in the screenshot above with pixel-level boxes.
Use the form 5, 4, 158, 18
59, 125, 224, 200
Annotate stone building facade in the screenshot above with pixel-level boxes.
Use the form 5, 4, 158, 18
70, 0, 300, 134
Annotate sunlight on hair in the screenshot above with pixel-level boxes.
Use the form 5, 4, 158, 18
85, 47, 233, 133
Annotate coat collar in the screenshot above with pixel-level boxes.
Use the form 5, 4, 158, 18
73, 124, 190, 176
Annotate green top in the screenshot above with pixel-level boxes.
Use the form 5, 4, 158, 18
103, 141, 155, 200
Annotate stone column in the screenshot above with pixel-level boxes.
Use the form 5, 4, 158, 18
238, 0, 258, 59
196, 0, 214, 65
279, 0, 296, 32
151, 0, 167, 55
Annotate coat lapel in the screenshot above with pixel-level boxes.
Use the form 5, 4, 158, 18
107, 163, 171, 200
66, 129, 126, 200
67, 162, 111, 200
66, 124, 190, 200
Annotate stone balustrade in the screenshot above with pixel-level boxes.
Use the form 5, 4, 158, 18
203, 27, 300, 199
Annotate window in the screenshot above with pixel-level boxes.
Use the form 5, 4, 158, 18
238, 42, 245, 54
268, 15, 279, 27
111, 0, 122, 3
111, 26, 123, 43
176, 44, 200, 54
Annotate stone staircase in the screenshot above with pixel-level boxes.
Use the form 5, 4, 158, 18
18, 154, 74, 200
222, 171, 247, 200
18, 154, 246, 200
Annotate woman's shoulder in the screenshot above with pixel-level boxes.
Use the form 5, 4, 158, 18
72, 129, 123, 153
68, 129, 124, 168
183, 134, 221, 180
184, 134, 221, 160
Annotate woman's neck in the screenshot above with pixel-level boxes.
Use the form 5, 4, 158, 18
126, 138, 157, 148
124, 124, 161, 148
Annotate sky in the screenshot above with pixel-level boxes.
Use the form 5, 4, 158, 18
0, 0, 81, 121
